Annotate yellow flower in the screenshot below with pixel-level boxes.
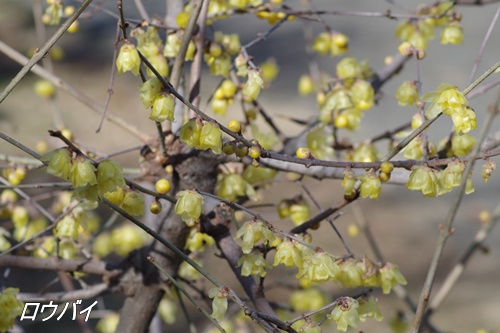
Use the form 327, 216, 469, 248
208, 287, 228, 321
237, 253, 270, 277
116, 43, 141, 76
42, 148, 73, 180
235, 220, 275, 254
423, 84, 468, 119
175, 190, 204, 226
298, 251, 339, 284
273, 239, 302, 268
0, 288, 24, 332
327, 297, 360, 332
199, 122, 223, 154
379, 263, 407, 294
405, 165, 438, 197
97, 160, 126, 196
70, 155, 97, 189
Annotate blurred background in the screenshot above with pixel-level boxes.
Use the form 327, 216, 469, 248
1, 0, 500, 332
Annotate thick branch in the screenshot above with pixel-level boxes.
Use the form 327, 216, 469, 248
0, 256, 122, 277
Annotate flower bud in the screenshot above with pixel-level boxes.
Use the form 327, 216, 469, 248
298, 74, 315, 96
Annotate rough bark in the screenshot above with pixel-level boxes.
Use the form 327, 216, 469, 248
116, 136, 223, 333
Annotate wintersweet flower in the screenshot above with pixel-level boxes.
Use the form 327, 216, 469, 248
237, 253, 270, 277
235, 220, 275, 254
350, 79, 374, 110
241, 165, 277, 185
175, 190, 203, 226
306, 124, 335, 160
441, 23, 463, 45
341, 169, 356, 197
12, 206, 29, 228
357, 295, 384, 322
242, 70, 264, 101
149, 93, 175, 122
350, 143, 379, 162
116, 43, 141, 76
481, 160, 496, 183
111, 224, 145, 256
216, 174, 256, 202
450, 106, 476, 135
185, 229, 214, 253
121, 191, 145, 216
298, 251, 339, 284
450, 133, 476, 156
199, 122, 223, 154
327, 297, 360, 332
55, 215, 79, 239
379, 263, 407, 294
313, 32, 331, 55
97, 160, 126, 196
423, 84, 468, 119
337, 261, 364, 288
0, 288, 24, 332
179, 119, 203, 149
139, 77, 162, 108
396, 81, 419, 107
289, 201, 310, 225
208, 287, 228, 321
273, 239, 302, 268
359, 172, 382, 199
43, 148, 73, 180
405, 165, 438, 197
438, 160, 465, 194
297, 321, 322, 333
70, 155, 97, 188
336, 57, 361, 80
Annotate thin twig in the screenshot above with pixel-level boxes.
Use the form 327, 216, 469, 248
148, 256, 227, 333
133, 0, 151, 22
0, 41, 150, 141
426, 205, 500, 314
297, 181, 353, 255
97, 21, 121, 133
32, 0, 65, 130
467, 5, 500, 85
0, 0, 93, 103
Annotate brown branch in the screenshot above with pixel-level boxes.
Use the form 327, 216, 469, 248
0, 256, 122, 277
17, 283, 112, 303
188, 0, 209, 111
